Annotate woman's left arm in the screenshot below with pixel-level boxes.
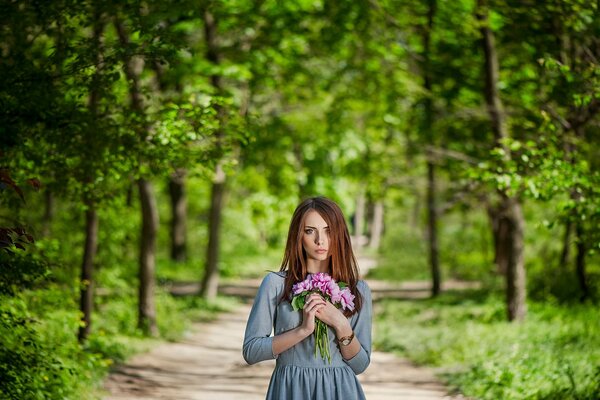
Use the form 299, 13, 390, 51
316, 281, 372, 374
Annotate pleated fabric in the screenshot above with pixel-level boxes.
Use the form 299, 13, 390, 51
266, 364, 366, 400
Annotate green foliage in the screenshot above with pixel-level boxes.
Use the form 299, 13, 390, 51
0, 251, 49, 296
0, 273, 238, 399
0, 290, 108, 400
375, 292, 600, 400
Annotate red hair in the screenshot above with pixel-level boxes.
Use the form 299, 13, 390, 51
279, 196, 363, 316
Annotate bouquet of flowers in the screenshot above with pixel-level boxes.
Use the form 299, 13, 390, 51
291, 272, 355, 363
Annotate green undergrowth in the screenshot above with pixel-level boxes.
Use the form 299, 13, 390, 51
374, 290, 600, 400
1, 279, 238, 400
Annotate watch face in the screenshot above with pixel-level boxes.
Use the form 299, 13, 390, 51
341, 338, 351, 346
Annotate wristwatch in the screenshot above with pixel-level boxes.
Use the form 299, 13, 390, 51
337, 331, 355, 346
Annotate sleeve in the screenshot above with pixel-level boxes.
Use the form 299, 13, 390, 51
343, 280, 372, 375
242, 272, 282, 365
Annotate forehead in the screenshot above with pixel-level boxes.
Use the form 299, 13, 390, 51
303, 209, 328, 227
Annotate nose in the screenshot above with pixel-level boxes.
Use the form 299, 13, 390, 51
315, 232, 323, 245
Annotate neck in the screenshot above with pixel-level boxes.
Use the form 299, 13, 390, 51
306, 259, 329, 274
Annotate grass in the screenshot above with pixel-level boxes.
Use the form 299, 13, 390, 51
374, 290, 600, 400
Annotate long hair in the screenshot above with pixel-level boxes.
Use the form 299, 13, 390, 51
279, 196, 363, 316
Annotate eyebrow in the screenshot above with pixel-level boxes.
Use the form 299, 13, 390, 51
305, 225, 329, 229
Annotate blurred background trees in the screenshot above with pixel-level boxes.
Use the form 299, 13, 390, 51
1, 0, 598, 398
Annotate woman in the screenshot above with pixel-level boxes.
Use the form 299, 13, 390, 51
243, 196, 372, 399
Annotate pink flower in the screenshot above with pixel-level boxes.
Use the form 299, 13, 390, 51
311, 272, 332, 294
327, 281, 342, 302
340, 288, 355, 311
292, 277, 313, 295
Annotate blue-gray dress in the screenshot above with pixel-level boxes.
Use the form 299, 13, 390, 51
243, 272, 372, 400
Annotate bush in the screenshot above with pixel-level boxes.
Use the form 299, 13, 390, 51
0, 294, 108, 400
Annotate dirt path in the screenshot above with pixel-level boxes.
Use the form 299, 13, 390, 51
104, 287, 463, 400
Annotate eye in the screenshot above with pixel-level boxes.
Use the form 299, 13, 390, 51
304, 228, 314, 234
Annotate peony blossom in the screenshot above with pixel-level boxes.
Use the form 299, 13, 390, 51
339, 288, 355, 312
292, 279, 314, 295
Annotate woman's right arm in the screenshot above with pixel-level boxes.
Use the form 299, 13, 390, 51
243, 276, 324, 364
243, 273, 280, 364
272, 293, 324, 355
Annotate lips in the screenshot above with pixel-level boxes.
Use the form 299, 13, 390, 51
316, 249, 328, 254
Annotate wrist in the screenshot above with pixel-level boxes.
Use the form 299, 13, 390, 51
297, 325, 312, 339
333, 319, 352, 337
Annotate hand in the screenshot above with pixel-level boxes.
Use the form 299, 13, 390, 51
300, 293, 326, 336
315, 298, 350, 334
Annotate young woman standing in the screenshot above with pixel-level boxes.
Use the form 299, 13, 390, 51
243, 196, 372, 399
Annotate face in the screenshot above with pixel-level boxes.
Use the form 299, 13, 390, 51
302, 210, 330, 261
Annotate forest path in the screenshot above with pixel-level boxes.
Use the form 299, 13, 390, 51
103, 273, 471, 399
103, 300, 459, 400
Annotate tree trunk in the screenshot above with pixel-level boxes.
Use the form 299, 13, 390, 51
115, 20, 159, 335
559, 220, 572, 268
201, 163, 226, 299
422, 0, 441, 297
477, 0, 526, 321
78, 205, 98, 342
501, 196, 526, 321
199, 9, 226, 299
574, 222, 589, 301
487, 205, 510, 275
78, 10, 103, 343
368, 200, 384, 250
169, 168, 187, 262
426, 162, 441, 296
137, 178, 159, 336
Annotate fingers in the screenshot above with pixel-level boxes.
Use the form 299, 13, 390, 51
304, 296, 325, 314
306, 293, 323, 303
304, 299, 325, 312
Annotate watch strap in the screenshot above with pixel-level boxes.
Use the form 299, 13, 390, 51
337, 331, 355, 346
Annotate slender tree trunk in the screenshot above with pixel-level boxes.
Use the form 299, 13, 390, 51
200, 9, 226, 299
574, 222, 589, 301
368, 200, 384, 250
116, 20, 159, 335
422, 0, 441, 296
78, 9, 103, 342
487, 205, 510, 275
137, 179, 159, 335
568, 129, 589, 299
559, 220, 572, 268
502, 196, 526, 320
126, 181, 134, 207
169, 169, 187, 262
477, 0, 526, 321
78, 205, 98, 342
201, 163, 226, 299
426, 162, 441, 296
